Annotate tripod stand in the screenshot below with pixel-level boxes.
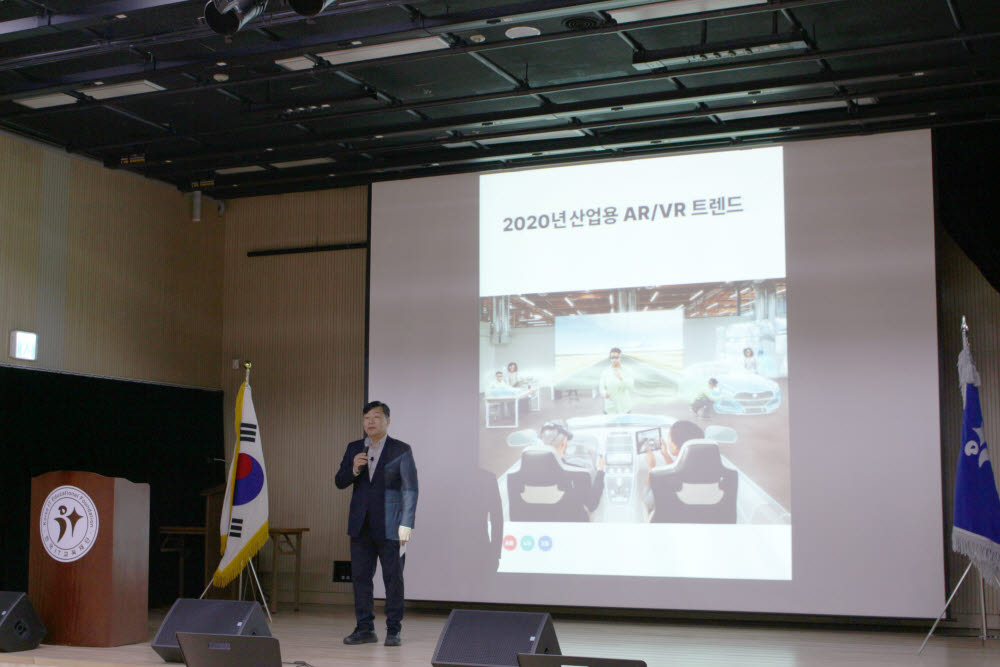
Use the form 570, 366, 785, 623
918, 561, 996, 654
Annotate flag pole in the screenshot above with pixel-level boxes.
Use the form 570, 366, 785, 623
979, 571, 988, 643
236, 360, 272, 622
199, 366, 253, 602
203, 359, 271, 604
965, 317, 992, 645
920, 317, 997, 653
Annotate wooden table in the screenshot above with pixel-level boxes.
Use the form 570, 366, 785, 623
158, 526, 207, 598
267, 528, 309, 612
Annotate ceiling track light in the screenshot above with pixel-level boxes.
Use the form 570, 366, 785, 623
205, 0, 268, 35
607, 0, 766, 24
287, 0, 337, 17
632, 33, 809, 71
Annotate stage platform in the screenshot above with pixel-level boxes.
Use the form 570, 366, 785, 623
1, 604, 998, 667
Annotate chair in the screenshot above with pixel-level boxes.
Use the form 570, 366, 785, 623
507, 447, 592, 522
648, 440, 738, 523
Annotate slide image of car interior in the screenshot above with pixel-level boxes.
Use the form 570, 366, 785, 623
477, 280, 790, 526
497, 415, 788, 525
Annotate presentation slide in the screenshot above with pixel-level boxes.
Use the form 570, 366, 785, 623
369, 130, 945, 617
478, 148, 789, 580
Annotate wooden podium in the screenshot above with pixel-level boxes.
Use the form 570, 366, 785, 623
29, 471, 150, 646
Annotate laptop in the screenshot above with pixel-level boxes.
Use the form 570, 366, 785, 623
518, 654, 647, 667
176, 632, 282, 667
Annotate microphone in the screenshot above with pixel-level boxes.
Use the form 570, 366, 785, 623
359, 445, 370, 472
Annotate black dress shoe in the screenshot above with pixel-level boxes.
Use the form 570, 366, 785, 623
384, 632, 402, 646
344, 629, 378, 645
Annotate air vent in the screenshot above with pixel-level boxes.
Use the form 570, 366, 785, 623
563, 15, 601, 31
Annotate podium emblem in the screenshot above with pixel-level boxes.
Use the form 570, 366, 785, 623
39, 485, 100, 562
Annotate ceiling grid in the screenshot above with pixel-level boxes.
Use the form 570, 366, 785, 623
0, 0, 995, 199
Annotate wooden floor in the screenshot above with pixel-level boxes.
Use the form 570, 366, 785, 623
2, 604, 999, 667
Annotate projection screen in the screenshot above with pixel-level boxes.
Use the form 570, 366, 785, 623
368, 129, 944, 617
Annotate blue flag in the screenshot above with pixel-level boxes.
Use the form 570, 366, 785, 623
952, 341, 1000, 584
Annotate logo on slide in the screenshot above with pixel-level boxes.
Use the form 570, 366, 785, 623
538, 536, 553, 551
40, 485, 100, 563
521, 536, 535, 551
503, 535, 517, 551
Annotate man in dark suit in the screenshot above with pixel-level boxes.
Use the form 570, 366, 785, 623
335, 401, 418, 647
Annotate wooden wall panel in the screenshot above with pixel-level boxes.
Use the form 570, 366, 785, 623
0, 132, 224, 388
936, 227, 1000, 625
220, 187, 368, 604
64, 163, 224, 386
0, 134, 43, 363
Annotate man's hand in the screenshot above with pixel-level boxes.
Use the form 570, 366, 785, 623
352, 451, 369, 476
398, 526, 412, 544
596, 454, 606, 472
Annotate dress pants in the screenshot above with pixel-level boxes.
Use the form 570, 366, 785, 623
350, 520, 405, 633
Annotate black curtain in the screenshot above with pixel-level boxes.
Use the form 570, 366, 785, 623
0, 366, 224, 607
933, 122, 1000, 292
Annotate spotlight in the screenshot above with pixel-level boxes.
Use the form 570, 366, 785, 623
205, 0, 268, 35
287, 0, 337, 16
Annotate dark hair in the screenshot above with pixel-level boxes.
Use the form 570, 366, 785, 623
363, 400, 390, 418
610, 347, 622, 355
507, 361, 518, 371
669, 420, 704, 448
708, 377, 718, 386
743, 347, 754, 356
540, 420, 573, 446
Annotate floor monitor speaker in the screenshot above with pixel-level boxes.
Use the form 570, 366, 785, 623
0, 591, 46, 652
151, 598, 270, 662
432, 609, 560, 667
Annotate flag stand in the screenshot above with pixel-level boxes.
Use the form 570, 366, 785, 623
194, 562, 273, 623
920, 317, 1000, 653
245, 559, 273, 623
195, 562, 272, 624
196, 361, 273, 624
917, 561, 994, 654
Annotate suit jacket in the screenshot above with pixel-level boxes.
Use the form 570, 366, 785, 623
335, 435, 418, 540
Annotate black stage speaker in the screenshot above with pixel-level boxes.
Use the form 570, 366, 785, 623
432, 610, 560, 667
0, 591, 46, 652
151, 598, 270, 663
